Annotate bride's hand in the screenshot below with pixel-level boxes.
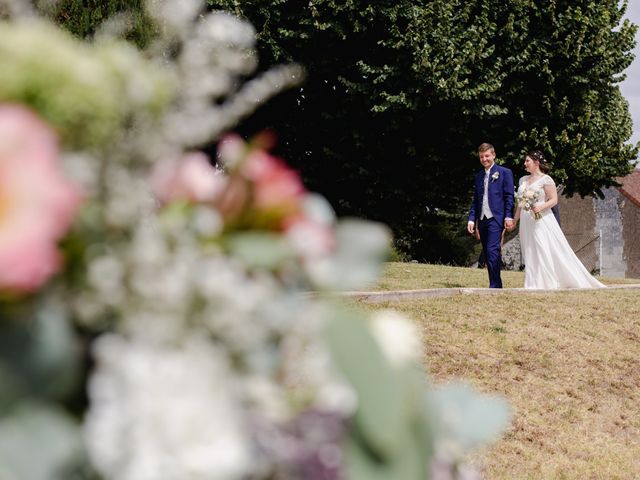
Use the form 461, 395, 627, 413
532, 205, 542, 214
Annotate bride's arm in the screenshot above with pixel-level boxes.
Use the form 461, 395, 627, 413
508, 205, 521, 231
532, 184, 558, 214
512, 177, 522, 226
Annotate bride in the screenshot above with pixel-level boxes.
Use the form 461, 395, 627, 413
513, 150, 605, 289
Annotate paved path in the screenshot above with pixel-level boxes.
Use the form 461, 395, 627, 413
331, 283, 640, 303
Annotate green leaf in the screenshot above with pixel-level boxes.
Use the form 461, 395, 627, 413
427, 382, 511, 454
29, 303, 81, 399
225, 232, 293, 269
0, 361, 22, 411
344, 419, 428, 480
0, 300, 80, 403
313, 219, 391, 291
0, 401, 83, 480
324, 308, 404, 459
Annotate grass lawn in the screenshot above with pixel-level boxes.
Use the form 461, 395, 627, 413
360, 263, 640, 479
374, 262, 640, 290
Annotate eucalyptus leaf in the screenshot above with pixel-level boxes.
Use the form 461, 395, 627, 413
301, 193, 336, 225
397, 366, 435, 463
0, 300, 80, 402
312, 219, 391, 290
0, 361, 22, 411
343, 435, 394, 480
226, 232, 293, 269
427, 382, 511, 456
324, 308, 404, 459
29, 302, 81, 399
344, 420, 429, 480
0, 401, 83, 480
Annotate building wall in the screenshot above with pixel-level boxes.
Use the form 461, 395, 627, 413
505, 187, 640, 278
557, 194, 599, 273
622, 196, 640, 279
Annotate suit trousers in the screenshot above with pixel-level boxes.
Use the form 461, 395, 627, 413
478, 217, 503, 288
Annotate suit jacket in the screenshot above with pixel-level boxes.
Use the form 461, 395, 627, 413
468, 163, 515, 227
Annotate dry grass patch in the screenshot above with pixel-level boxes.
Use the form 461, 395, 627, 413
360, 289, 640, 479
374, 262, 640, 291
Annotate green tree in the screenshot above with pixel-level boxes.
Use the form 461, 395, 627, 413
206, 0, 637, 263
485, 0, 639, 197
40, 0, 155, 48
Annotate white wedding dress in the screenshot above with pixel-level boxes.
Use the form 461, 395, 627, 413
517, 175, 605, 289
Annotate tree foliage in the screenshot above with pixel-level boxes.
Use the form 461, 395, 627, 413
40, 0, 639, 262
40, 0, 155, 47
205, 0, 637, 262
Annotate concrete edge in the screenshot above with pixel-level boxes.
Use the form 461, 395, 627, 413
324, 283, 640, 303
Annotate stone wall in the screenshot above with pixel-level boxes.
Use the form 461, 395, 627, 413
622, 195, 640, 279
501, 230, 522, 271
557, 193, 599, 273
501, 187, 640, 278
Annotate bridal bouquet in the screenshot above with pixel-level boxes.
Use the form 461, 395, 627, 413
516, 187, 543, 220
0, 1, 510, 479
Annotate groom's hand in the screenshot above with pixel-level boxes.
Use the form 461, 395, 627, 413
504, 218, 514, 231
467, 221, 475, 235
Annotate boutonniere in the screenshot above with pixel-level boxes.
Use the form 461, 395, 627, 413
491, 171, 500, 182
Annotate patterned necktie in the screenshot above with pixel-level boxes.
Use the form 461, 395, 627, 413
482, 171, 492, 219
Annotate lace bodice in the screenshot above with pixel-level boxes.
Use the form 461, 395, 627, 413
517, 174, 555, 202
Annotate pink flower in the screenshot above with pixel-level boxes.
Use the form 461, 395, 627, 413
240, 151, 306, 225
215, 133, 308, 231
0, 104, 82, 293
151, 152, 227, 204
215, 175, 249, 224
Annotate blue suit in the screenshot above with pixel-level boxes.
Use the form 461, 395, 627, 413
469, 163, 514, 288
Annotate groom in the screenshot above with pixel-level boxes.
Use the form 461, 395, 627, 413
467, 143, 514, 288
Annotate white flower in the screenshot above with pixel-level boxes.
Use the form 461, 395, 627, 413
87, 255, 125, 306
85, 334, 251, 480
491, 171, 500, 181
369, 310, 422, 367
104, 166, 156, 227
145, 0, 202, 31
197, 12, 256, 49
191, 206, 223, 236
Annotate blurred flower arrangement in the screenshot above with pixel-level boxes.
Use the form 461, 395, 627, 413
0, 1, 510, 479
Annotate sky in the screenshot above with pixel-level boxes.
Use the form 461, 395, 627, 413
620, 2, 640, 148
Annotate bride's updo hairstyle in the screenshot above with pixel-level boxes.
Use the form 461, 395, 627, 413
527, 149, 551, 173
